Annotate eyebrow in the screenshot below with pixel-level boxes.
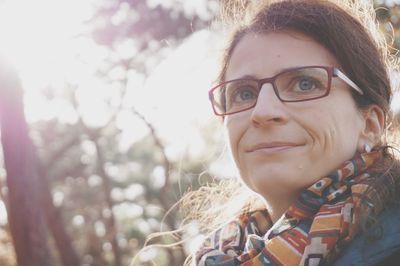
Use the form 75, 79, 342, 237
230, 74, 258, 80
225, 66, 310, 81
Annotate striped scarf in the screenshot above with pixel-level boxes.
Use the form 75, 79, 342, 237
196, 150, 382, 266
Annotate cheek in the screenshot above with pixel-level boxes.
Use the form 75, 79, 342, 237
323, 108, 363, 150
224, 118, 239, 156
224, 115, 247, 166
290, 108, 331, 148
295, 106, 363, 166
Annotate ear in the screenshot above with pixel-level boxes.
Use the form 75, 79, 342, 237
357, 105, 385, 151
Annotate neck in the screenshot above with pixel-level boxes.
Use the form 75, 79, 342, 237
263, 191, 299, 223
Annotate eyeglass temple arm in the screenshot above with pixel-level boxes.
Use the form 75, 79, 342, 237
334, 68, 364, 95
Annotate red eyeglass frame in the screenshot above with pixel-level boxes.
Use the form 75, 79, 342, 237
208, 65, 363, 116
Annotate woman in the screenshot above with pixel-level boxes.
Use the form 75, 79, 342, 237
190, 0, 400, 265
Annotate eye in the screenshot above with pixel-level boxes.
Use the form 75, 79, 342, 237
298, 78, 315, 91
276, 68, 329, 100
285, 75, 324, 94
225, 81, 258, 103
235, 86, 257, 102
223, 80, 259, 112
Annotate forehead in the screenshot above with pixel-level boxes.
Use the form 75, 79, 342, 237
225, 31, 340, 80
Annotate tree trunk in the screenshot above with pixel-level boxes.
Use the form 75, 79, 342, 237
0, 61, 52, 266
38, 163, 81, 266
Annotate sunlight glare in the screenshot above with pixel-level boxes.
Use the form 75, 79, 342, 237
0, 0, 100, 124
391, 71, 400, 113
24, 96, 78, 124
0, 200, 7, 225
116, 110, 151, 153
392, 92, 400, 113
0, 0, 95, 72
75, 79, 115, 128
141, 30, 223, 151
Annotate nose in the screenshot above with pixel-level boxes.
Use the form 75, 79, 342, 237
251, 83, 289, 127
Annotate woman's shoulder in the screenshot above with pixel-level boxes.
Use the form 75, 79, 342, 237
332, 203, 400, 266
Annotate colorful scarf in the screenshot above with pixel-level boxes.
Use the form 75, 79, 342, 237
196, 151, 382, 266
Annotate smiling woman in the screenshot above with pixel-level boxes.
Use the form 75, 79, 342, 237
179, 0, 400, 265
223, 31, 373, 222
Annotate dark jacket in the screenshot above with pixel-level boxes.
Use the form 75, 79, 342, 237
332, 204, 400, 266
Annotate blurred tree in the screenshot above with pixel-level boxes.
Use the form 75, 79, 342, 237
24, 1, 218, 265
376, 1, 400, 51
0, 61, 52, 266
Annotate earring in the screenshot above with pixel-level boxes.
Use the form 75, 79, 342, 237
364, 144, 372, 152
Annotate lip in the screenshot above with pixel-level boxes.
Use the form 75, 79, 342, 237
247, 142, 303, 153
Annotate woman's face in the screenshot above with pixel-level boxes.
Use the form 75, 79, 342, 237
224, 31, 366, 200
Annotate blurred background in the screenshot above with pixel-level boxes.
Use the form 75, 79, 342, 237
0, 0, 399, 265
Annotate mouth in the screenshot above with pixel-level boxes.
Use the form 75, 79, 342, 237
247, 142, 303, 154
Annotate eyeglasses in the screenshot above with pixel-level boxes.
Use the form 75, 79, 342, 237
208, 66, 363, 116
